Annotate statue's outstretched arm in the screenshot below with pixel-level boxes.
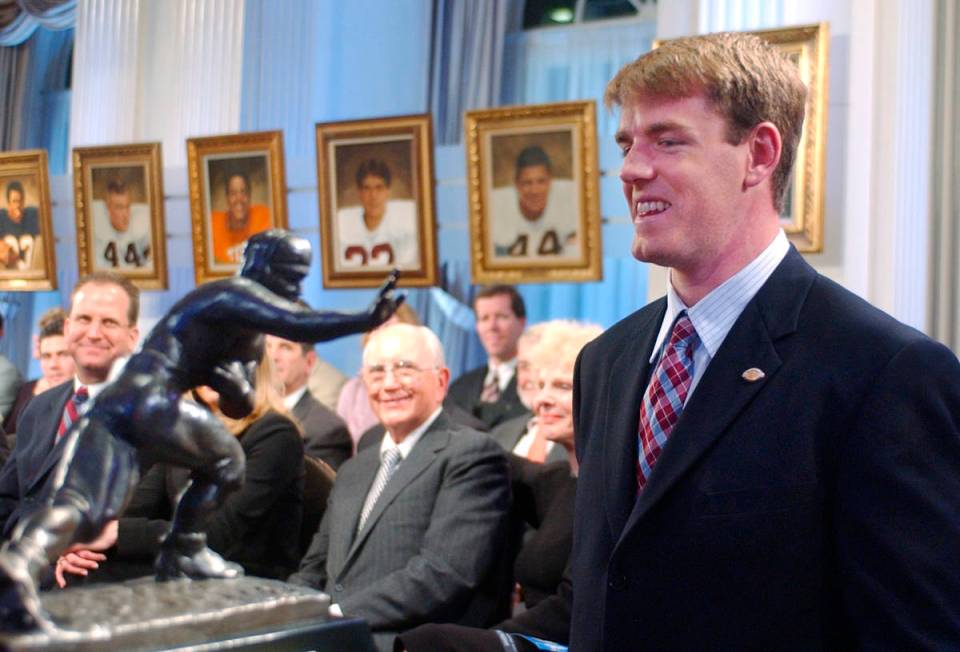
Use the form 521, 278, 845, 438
208, 272, 403, 343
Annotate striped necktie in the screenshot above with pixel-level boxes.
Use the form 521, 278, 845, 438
357, 447, 403, 533
480, 369, 500, 403
57, 386, 89, 439
637, 313, 699, 491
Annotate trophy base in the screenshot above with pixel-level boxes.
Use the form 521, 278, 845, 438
0, 576, 373, 651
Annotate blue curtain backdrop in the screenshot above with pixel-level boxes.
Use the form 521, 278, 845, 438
238, 1, 657, 378
0, 23, 74, 378
1, 2, 658, 381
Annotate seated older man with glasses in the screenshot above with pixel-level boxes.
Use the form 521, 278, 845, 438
289, 323, 511, 652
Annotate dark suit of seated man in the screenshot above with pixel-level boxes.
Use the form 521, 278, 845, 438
265, 334, 352, 469
289, 323, 511, 652
0, 273, 140, 537
447, 285, 529, 429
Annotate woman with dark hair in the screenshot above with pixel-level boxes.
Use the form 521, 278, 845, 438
56, 355, 304, 583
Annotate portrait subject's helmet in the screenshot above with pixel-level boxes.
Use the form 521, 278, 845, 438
240, 229, 311, 300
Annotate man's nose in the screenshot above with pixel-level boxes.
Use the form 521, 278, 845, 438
620, 148, 655, 185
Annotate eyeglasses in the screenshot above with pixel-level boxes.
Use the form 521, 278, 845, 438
362, 360, 435, 385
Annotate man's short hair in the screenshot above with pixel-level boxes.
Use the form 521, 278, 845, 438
224, 172, 251, 195
604, 31, 807, 212
515, 146, 552, 177
39, 316, 65, 341
6, 180, 24, 201
105, 179, 129, 197
70, 271, 141, 326
473, 285, 526, 320
355, 159, 391, 188
364, 323, 445, 369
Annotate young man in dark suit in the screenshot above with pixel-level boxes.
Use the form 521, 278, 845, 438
0, 272, 140, 536
448, 285, 529, 429
571, 32, 960, 650
265, 334, 351, 469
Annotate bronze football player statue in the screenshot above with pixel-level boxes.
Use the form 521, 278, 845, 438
0, 229, 402, 632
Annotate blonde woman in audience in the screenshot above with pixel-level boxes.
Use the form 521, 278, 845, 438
56, 355, 304, 583
397, 320, 602, 651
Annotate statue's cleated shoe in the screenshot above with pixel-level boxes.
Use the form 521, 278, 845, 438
155, 545, 243, 582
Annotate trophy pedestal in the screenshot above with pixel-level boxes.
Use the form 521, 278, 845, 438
0, 576, 375, 651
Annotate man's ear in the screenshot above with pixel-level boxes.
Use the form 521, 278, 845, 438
305, 349, 318, 371
743, 121, 782, 190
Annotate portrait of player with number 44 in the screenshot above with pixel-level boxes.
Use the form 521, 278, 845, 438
73, 143, 168, 289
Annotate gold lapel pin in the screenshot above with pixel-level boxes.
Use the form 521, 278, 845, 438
741, 368, 766, 382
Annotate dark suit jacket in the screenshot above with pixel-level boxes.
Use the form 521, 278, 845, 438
448, 366, 527, 429
0, 380, 72, 536
490, 414, 568, 466
291, 390, 351, 469
571, 248, 960, 650
290, 411, 511, 652
117, 411, 304, 580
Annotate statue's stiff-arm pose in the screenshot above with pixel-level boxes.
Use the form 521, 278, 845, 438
0, 230, 402, 632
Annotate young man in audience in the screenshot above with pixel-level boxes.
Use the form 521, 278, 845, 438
265, 334, 351, 469
448, 285, 528, 429
290, 323, 510, 652
0, 272, 140, 537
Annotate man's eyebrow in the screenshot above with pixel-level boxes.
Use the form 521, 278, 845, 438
615, 121, 696, 143
644, 120, 695, 138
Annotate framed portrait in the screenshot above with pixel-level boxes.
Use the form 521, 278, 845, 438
73, 143, 168, 289
187, 131, 288, 285
464, 100, 602, 284
316, 114, 438, 288
654, 22, 829, 252
0, 150, 56, 291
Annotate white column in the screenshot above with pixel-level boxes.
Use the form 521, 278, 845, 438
135, 0, 245, 166
849, 0, 935, 329
70, 0, 142, 146
70, 0, 245, 165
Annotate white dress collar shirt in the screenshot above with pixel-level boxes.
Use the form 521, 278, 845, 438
380, 405, 443, 460
649, 229, 790, 401
283, 384, 309, 411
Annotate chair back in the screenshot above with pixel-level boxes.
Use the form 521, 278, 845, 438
300, 454, 336, 557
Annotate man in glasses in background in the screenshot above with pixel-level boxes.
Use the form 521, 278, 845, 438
290, 323, 510, 652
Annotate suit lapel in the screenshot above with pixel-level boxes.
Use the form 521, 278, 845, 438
25, 384, 72, 493
329, 446, 381, 570
291, 392, 309, 423
342, 414, 450, 568
602, 301, 665, 540
619, 249, 816, 535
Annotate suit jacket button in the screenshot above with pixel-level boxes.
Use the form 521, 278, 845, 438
334, 584, 344, 592
608, 574, 627, 591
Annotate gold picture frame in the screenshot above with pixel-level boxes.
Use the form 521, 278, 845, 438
187, 131, 288, 285
655, 22, 829, 252
0, 149, 56, 291
73, 143, 168, 289
316, 114, 438, 288
464, 100, 602, 284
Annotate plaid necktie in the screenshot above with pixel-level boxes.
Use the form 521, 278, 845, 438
57, 386, 89, 439
637, 313, 699, 491
480, 369, 500, 403
357, 447, 403, 533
